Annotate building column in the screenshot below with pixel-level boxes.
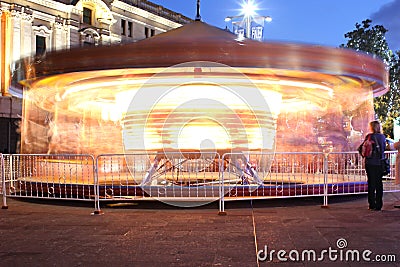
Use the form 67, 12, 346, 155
0, 9, 3, 96
66, 8, 80, 48
20, 10, 33, 57
0, 7, 12, 96
10, 8, 22, 65
53, 17, 69, 51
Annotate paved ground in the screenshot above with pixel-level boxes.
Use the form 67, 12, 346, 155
0, 193, 399, 267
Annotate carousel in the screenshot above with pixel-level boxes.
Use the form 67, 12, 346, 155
13, 18, 388, 200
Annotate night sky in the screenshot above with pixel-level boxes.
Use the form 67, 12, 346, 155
151, 0, 400, 51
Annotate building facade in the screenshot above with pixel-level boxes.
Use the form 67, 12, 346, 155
0, 0, 191, 153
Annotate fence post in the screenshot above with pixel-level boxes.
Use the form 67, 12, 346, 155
322, 153, 329, 208
1, 154, 8, 209
218, 154, 226, 215
321, 144, 333, 208
92, 155, 103, 215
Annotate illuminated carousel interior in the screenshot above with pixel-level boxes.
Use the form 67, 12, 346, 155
14, 21, 389, 199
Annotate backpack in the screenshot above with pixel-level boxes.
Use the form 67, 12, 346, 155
358, 134, 375, 158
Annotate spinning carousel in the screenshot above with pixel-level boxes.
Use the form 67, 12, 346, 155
14, 19, 388, 199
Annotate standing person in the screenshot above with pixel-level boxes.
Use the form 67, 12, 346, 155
362, 121, 386, 211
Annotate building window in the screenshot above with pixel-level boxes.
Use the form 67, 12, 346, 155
121, 19, 126, 36
83, 7, 92, 25
128, 21, 132, 37
36, 36, 46, 56
151, 29, 155, 37
145, 27, 149, 38
83, 34, 95, 46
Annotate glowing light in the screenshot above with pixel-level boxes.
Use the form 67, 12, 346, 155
177, 119, 230, 150
123, 81, 282, 152
241, 0, 258, 17
101, 103, 122, 122
21, 65, 375, 155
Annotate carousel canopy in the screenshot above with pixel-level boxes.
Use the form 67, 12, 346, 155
20, 20, 388, 96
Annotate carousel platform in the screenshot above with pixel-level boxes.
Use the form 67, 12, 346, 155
11, 172, 370, 201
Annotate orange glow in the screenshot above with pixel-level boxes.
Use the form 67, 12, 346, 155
1, 11, 12, 96
20, 64, 374, 155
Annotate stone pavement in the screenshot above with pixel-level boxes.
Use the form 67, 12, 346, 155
0, 193, 399, 267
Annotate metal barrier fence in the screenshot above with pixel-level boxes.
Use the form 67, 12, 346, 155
0, 152, 399, 214
95, 152, 221, 207
1, 153, 6, 209
0, 154, 96, 210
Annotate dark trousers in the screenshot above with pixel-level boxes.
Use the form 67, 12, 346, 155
365, 164, 383, 210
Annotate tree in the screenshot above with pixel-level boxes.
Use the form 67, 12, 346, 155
341, 19, 400, 137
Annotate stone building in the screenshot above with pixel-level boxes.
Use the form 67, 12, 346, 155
0, 0, 191, 153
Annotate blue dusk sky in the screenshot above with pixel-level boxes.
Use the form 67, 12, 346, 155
150, 0, 400, 51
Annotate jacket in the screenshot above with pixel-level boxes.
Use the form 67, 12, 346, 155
365, 133, 386, 166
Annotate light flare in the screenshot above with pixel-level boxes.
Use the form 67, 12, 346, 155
240, 0, 258, 17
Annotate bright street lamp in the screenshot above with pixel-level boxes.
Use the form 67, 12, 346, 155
241, 0, 257, 17
225, 0, 271, 41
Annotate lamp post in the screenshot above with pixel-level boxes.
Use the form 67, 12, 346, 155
225, 0, 271, 41
246, 13, 251, 39
196, 0, 201, 21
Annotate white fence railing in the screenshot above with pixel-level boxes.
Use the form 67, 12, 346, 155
0, 154, 96, 199
1, 152, 399, 214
